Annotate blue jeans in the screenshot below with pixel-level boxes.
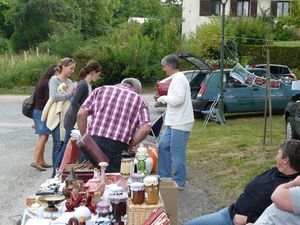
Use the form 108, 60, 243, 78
158, 126, 190, 187
185, 207, 234, 225
52, 128, 71, 177
51, 125, 63, 177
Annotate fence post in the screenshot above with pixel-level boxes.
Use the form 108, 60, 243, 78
11, 55, 14, 65
24, 50, 27, 62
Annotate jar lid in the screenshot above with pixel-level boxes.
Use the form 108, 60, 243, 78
143, 175, 158, 186
137, 146, 148, 154
109, 186, 124, 195
131, 173, 144, 179
109, 192, 128, 203
121, 158, 133, 162
130, 182, 145, 191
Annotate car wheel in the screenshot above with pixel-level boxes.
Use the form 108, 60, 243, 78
286, 118, 299, 139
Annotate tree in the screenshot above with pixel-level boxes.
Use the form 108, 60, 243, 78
72, 0, 119, 38
0, 0, 13, 38
8, 0, 59, 50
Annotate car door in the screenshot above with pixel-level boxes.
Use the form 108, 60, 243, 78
224, 75, 253, 113
292, 102, 300, 136
250, 69, 286, 111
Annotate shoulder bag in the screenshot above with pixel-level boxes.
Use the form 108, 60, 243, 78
22, 90, 35, 118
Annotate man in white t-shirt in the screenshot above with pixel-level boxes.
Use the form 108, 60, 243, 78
155, 54, 194, 189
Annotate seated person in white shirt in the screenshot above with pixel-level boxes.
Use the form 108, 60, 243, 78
247, 176, 300, 225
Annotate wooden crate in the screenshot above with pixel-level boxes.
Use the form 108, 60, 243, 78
127, 196, 164, 225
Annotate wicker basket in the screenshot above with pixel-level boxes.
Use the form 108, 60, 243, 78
127, 196, 164, 225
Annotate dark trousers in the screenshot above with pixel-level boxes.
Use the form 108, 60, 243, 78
91, 136, 129, 172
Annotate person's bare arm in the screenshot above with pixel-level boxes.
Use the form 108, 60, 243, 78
233, 214, 248, 225
271, 175, 300, 212
129, 123, 151, 152
77, 107, 89, 136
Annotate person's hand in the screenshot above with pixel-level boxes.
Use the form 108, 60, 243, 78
128, 144, 137, 154
155, 101, 162, 107
31, 124, 35, 129
233, 214, 248, 225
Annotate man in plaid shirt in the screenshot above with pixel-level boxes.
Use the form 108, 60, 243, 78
77, 78, 151, 172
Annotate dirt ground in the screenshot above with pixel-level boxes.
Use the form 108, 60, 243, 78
0, 94, 223, 225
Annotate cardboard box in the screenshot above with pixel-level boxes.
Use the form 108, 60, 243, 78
159, 179, 178, 225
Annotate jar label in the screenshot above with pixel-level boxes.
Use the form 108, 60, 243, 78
145, 192, 148, 201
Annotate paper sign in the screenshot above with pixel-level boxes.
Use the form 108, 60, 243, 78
230, 63, 254, 86
292, 81, 300, 90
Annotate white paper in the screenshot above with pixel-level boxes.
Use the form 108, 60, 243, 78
292, 81, 300, 90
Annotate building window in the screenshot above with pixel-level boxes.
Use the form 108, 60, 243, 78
211, 0, 221, 15
237, 0, 249, 16
277, 1, 290, 16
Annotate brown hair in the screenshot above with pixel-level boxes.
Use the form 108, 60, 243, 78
41, 64, 57, 81
280, 139, 300, 172
56, 57, 76, 73
78, 60, 102, 80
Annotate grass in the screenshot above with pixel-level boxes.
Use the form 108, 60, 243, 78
0, 86, 33, 95
187, 114, 284, 206
273, 41, 300, 47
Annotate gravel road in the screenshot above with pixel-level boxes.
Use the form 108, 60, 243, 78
0, 94, 217, 225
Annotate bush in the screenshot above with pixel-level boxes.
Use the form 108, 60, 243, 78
239, 45, 300, 68
74, 23, 168, 85
41, 27, 84, 57
0, 54, 58, 87
0, 37, 11, 54
274, 16, 298, 41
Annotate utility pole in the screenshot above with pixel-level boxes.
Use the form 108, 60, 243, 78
263, 39, 272, 145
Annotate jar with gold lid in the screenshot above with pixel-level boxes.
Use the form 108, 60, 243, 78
130, 182, 145, 204
143, 176, 159, 205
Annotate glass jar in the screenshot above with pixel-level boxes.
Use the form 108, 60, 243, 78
136, 152, 147, 175
120, 158, 134, 176
109, 192, 128, 217
130, 182, 145, 204
143, 176, 159, 205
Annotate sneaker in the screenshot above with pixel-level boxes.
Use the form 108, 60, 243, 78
178, 186, 185, 190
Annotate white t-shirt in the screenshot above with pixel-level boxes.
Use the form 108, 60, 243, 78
254, 187, 300, 225
157, 71, 194, 131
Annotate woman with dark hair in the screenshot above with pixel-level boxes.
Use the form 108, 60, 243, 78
31, 65, 57, 171
52, 60, 102, 176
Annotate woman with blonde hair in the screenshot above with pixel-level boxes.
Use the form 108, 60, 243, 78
42, 57, 76, 177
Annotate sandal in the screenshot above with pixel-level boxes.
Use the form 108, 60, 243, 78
30, 162, 46, 171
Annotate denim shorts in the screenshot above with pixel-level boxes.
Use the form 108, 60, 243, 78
33, 109, 51, 135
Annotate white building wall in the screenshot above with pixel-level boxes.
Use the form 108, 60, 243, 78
182, 0, 232, 38
257, 0, 271, 16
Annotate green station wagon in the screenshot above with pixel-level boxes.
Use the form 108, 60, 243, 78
195, 68, 300, 113
155, 52, 299, 114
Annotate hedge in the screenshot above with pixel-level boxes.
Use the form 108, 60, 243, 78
239, 45, 300, 68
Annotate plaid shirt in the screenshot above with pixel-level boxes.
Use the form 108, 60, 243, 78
82, 83, 151, 144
